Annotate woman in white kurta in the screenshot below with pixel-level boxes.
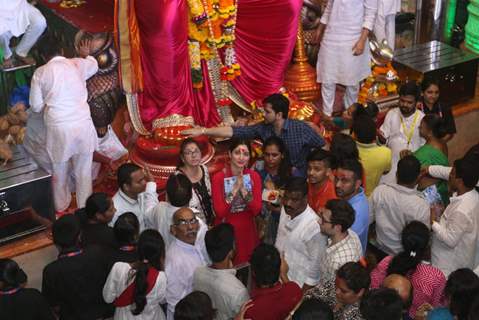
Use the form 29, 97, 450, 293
316, 0, 377, 116
103, 229, 167, 320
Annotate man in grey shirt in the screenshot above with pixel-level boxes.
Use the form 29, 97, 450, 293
193, 223, 249, 320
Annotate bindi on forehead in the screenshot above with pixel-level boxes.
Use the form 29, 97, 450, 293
237, 146, 249, 153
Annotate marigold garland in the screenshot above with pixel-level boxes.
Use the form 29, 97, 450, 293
186, 0, 240, 93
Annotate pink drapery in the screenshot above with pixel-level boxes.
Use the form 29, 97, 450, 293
134, 0, 303, 129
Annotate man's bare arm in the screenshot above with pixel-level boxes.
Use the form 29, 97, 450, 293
182, 126, 233, 138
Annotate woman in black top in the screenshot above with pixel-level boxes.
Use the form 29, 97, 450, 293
419, 78, 457, 142
0, 258, 55, 320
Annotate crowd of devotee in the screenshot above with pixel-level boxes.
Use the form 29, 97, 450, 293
2, 0, 479, 320
2, 84, 479, 320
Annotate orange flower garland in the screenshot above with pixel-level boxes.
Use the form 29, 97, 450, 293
187, 0, 240, 92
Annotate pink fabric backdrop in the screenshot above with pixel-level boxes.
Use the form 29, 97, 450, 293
134, 0, 302, 129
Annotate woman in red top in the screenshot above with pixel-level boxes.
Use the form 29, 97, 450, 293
211, 138, 262, 265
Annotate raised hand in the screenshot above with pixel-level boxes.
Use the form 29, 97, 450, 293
78, 39, 92, 58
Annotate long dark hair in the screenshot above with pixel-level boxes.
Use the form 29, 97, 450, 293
387, 221, 430, 276
262, 136, 292, 187
131, 229, 165, 315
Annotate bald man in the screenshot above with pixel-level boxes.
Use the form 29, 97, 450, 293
383, 274, 413, 320
165, 208, 209, 320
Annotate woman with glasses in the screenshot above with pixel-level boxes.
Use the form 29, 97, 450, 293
211, 138, 262, 265
176, 138, 215, 226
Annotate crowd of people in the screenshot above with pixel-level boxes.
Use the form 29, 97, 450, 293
1, 80, 479, 320
2, 1, 479, 319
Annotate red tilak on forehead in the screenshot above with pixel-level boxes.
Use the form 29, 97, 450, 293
238, 146, 248, 153
335, 173, 348, 179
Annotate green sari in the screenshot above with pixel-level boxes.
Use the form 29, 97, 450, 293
414, 144, 449, 204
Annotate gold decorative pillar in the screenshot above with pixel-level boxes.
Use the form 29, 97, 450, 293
283, 20, 321, 102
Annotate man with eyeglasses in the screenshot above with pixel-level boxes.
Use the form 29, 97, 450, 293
165, 207, 209, 320
317, 199, 362, 284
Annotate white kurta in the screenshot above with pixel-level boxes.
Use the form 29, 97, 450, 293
29, 55, 99, 210
431, 190, 479, 276
165, 230, 209, 320
379, 108, 425, 184
275, 205, 327, 287
0, 0, 30, 36
110, 181, 160, 231
317, 0, 377, 85
23, 109, 52, 174
29, 56, 99, 162
103, 262, 167, 320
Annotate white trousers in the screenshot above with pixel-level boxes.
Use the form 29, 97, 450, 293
374, 14, 396, 51
0, 4, 46, 59
52, 153, 93, 211
321, 83, 359, 116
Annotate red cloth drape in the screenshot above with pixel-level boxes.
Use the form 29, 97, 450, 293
133, 0, 302, 128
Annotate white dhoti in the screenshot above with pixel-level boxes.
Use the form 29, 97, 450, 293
317, 41, 371, 115
373, 14, 396, 50
0, 1, 46, 59
315, 0, 377, 116
52, 153, 93, 211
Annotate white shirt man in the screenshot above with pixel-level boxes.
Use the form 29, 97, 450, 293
23, 110, 52, 174
380, 107, 425, 184
373, 0, 400, 50
111, 181, 159, 231
276, 204, 327, 288
431, 189, 479, 276
369, 183, 430, 255
316, 0, 377, 115
30, 41, 98, 212
429, 158, 479, 276
193, 223, 249, 320
0, 0, 46, 65
165, 208, 209, 320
